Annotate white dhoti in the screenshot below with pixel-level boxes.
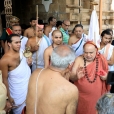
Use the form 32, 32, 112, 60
72, 35, 86, 58
32, 36, 51, 72
8, 52, 31, 114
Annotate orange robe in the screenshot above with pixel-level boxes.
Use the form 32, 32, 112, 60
74, 54, 110, 114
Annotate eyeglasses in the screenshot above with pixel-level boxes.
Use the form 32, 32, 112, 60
63, 23, 70, 27
54, 36, 62, 38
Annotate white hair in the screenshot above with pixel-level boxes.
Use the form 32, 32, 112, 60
51, 45, 76, 69
96, 93, 114, 114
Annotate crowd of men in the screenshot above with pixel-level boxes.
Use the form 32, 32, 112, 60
0, 15, 114, 114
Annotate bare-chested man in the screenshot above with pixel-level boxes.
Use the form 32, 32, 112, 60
26, 45, 78, 114
0, 34, 32, 114
44, 16, 57, 43
26, 24, 51, 72
68, 24, 87, 57
44, 30, 63, 68
24, 17, 36, 38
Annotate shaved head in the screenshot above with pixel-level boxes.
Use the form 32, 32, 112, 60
52, 30, 63, 37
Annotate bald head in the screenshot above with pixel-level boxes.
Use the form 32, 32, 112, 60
83, 43, 97, 62
52, 30, 63, 37
51, 45, 75, 69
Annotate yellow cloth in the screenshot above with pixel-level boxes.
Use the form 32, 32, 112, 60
0, 70, 7, 113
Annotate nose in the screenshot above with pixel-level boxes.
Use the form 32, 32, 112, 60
87, 53, 91, 56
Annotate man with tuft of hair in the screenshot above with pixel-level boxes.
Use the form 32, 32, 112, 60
26, 45, 78, 114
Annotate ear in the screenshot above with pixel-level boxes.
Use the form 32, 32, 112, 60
7, 42, 11, 47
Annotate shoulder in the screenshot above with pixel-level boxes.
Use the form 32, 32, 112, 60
75, 55, 83, 62
59, 81, 78, 100
27, 37, 35, 42
29, 68, 42, 84
44, 45, 52, 52
0, 54, 11, 65
69, 34, 76, 39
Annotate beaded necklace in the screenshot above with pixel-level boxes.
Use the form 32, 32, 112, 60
84, 57, 99, 83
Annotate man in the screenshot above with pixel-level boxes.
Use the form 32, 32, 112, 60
12, 24, 28, 51
44, 16, 57, 43
56, 21, 62, 29
24, 17, 36, 38
99, 29, 114, 71
68, 24, 87, 57
60, 20, 70, 44
96, 93, 114, 114
44, 30, 63, 68
26, 24, 51, 72
0, 34, 32, 114
0, 16, 19, 50
71, 41, 110, 114
5, 24, 28, 52
26, 45, 78, 114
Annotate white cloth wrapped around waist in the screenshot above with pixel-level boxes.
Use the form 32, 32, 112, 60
32, 36, 51, 69
8, 54, 31, 106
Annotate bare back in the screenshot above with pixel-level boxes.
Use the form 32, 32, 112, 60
26, 68, 78, 114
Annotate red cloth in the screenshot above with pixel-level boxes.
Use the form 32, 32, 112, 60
74, 54, 110, 114
21, 106, 26, 114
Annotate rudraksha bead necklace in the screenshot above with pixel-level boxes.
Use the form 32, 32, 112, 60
84, 57, 99, 83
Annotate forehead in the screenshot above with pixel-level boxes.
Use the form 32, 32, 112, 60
75, 27, 83, 31
64, 21, 70, 24
31, 20, 36, 22
84, 44, 96, 51
11, 36, 20, 41
36, 27, 43, 31
103, 34, 112, 38
52, 18, 56, 21
12, 26, 21, 30
53, 32, 62, 36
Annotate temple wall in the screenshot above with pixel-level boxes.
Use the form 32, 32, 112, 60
10, 0, 114, 34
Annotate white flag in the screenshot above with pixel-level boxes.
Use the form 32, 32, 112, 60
88, 9, 100, 48
111, 0, 114, 11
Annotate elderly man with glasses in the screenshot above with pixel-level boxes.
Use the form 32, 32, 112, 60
60, 20, 70, 44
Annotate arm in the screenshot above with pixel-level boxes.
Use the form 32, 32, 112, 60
70, 57, 84, 82
24, 29, 28, 37
44, 26, 52, 37
44, 48, 50, 68
107, 49, 114, 65
0, 59, 14, 105
66, 86, 78, 114
68, 37, 72, 46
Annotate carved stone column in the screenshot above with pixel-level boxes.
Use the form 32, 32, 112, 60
4, 0, 12, 27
